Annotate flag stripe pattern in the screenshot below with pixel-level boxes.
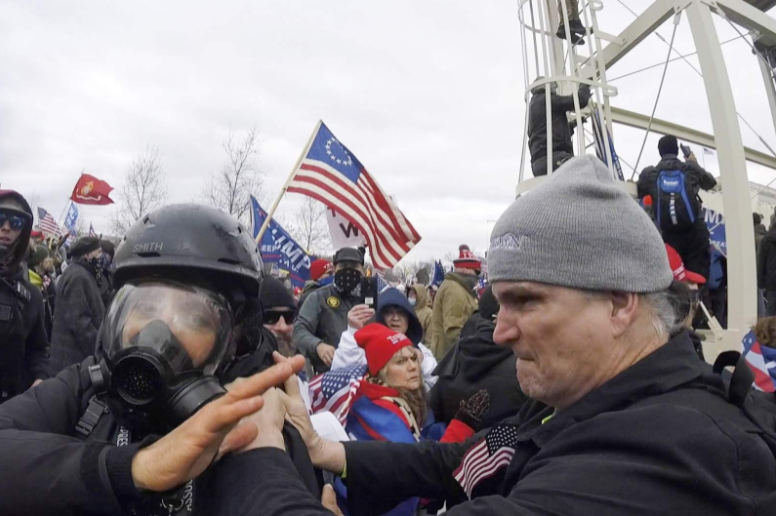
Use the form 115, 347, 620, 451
742, 330, 776, 392
308, 364, 367, 426
453, 425, 518, 498
37, 208, 61, 237
287, 122, 421, 269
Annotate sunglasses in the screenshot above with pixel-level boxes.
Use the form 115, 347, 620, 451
263, 310, 297, 325
0, 212, 27, 231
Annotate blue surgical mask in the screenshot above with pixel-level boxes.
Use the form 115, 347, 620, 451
408, 298, 417, 308
319, 276, 334, 286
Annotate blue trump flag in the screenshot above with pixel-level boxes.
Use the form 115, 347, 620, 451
249, 196, 311, 288
431, 260, 445, 288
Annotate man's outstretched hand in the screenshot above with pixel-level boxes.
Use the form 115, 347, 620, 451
130, 356, 306, 493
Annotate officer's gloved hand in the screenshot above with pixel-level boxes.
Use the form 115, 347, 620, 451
130, 356, 305, 493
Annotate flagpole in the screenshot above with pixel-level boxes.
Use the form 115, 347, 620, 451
256, 120, 322, 243
57, 167, 85, 229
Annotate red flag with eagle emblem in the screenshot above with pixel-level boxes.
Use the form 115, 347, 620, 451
70, 174, 115, 205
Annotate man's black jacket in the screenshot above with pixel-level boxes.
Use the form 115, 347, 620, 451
217, 332, 776, 516
0, 268, 50, 399
637, 154, 717, 201
527, 85, 591, 164
430, 317, 527, 428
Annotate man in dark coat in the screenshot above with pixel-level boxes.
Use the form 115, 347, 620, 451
430, 286, 527, 428
294, 247, 363, 373
0, 191, 50, 402
49, 236, 105, 375
527, 80, 591, 176
638, 135, 717, 280
224, 157, 776, 516
759, 221, 776, 316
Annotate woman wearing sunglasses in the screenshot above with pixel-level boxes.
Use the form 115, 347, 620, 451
0, 190, 50, 402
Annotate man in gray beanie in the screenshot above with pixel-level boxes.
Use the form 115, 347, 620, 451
223, 156, 776, 516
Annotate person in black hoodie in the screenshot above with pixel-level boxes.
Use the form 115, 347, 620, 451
429, 286, 527, 428
49, 236, 106, 375
0, 190, 50, 402
759, 220, 776, 316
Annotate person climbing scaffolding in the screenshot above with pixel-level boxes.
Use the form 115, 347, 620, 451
556, 1, 587, 45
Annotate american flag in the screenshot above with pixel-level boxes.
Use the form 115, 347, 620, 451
287, 122, 421, 270
37, 207, 61, 237
308, 364, 367, 426
453, 424, 518, 498
742, 330, 776, 392
89, 223, 97, 237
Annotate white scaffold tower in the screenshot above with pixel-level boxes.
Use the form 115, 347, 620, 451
517, 0, 776, 362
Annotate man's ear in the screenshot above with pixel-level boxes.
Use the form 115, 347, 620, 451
610, 291, 639, 338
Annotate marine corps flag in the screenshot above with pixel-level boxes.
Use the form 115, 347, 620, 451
70, 174, 114, 205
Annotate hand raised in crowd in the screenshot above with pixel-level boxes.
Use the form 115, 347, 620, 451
316, 343, 336, 366
347, 304, 375, 330
130, 356, 305, 493
272, 352, 347, 474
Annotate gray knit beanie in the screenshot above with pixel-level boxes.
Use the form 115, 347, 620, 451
488, 156, 673, 293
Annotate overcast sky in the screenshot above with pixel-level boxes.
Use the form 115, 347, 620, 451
1, 0, 775, 263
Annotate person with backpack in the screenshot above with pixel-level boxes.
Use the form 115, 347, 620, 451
0, 204, 322, 516
638, 135, 717, 280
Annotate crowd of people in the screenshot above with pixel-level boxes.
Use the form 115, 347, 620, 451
0, 150, 775, 515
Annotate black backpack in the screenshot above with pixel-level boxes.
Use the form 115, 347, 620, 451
654, 169, 701, 232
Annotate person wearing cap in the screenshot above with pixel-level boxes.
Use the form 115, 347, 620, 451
232, 156, 775, 516
0, 190, 50, 401
49, 236, 105, 375
429, 245, 480, 360
331, 287, 438, 391
294, 247, 364, 374
299, 258, 333, 309
260, 276, 299, 358
27, 244, 57, 340
638, 135, 717, 280
665, 243, 707, 360
98, 239, 116, 307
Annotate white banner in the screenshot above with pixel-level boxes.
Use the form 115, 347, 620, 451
327, 208, 366, 250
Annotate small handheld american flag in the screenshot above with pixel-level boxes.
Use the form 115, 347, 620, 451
453, 424, 518, 498
308, 364, 367, 426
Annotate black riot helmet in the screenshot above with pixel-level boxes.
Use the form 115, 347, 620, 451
94, 204, 264, 432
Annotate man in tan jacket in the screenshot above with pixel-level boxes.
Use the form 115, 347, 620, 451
429, 245, 480, 360
408, 284, 433, 341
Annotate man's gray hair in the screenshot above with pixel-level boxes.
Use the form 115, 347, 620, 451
585, 287, 679, 341
641, 289, 679, 341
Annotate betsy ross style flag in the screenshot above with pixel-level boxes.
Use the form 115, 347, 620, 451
37, 208, 61, 237
742, 330, 776, 392
287, 122, 421, 269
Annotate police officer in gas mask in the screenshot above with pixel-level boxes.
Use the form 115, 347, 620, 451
294, 247, 365, 373
0, 204, 309, 516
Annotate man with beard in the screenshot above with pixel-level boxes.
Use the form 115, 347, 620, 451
49, 236, 105, 374
294, 247, 364, 373
0, 190, 50, 402
260, 276, 298, 358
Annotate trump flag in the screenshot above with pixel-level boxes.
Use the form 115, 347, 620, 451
287, 122, 421, 270
742, 330, 776, 392
249, 195, 311, 288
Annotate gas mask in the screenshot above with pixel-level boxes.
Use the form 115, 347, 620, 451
94, 281, 233, 432
334, 267, 362, 295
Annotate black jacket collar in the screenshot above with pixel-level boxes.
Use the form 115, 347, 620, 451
516, 332, 709, 447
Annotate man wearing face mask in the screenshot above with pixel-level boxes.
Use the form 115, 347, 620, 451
0, 203, 320, 516
49, 236, 106, 375
295, 247, 364, 373
0, 190, 50, 402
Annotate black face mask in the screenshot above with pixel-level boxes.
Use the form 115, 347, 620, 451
99, 320, 226, 433
335, 268, 362, 295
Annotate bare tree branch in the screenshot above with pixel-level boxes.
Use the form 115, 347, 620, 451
202, 128, 265, 225
111, 147, 169, 235
287, 197, 331, 254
